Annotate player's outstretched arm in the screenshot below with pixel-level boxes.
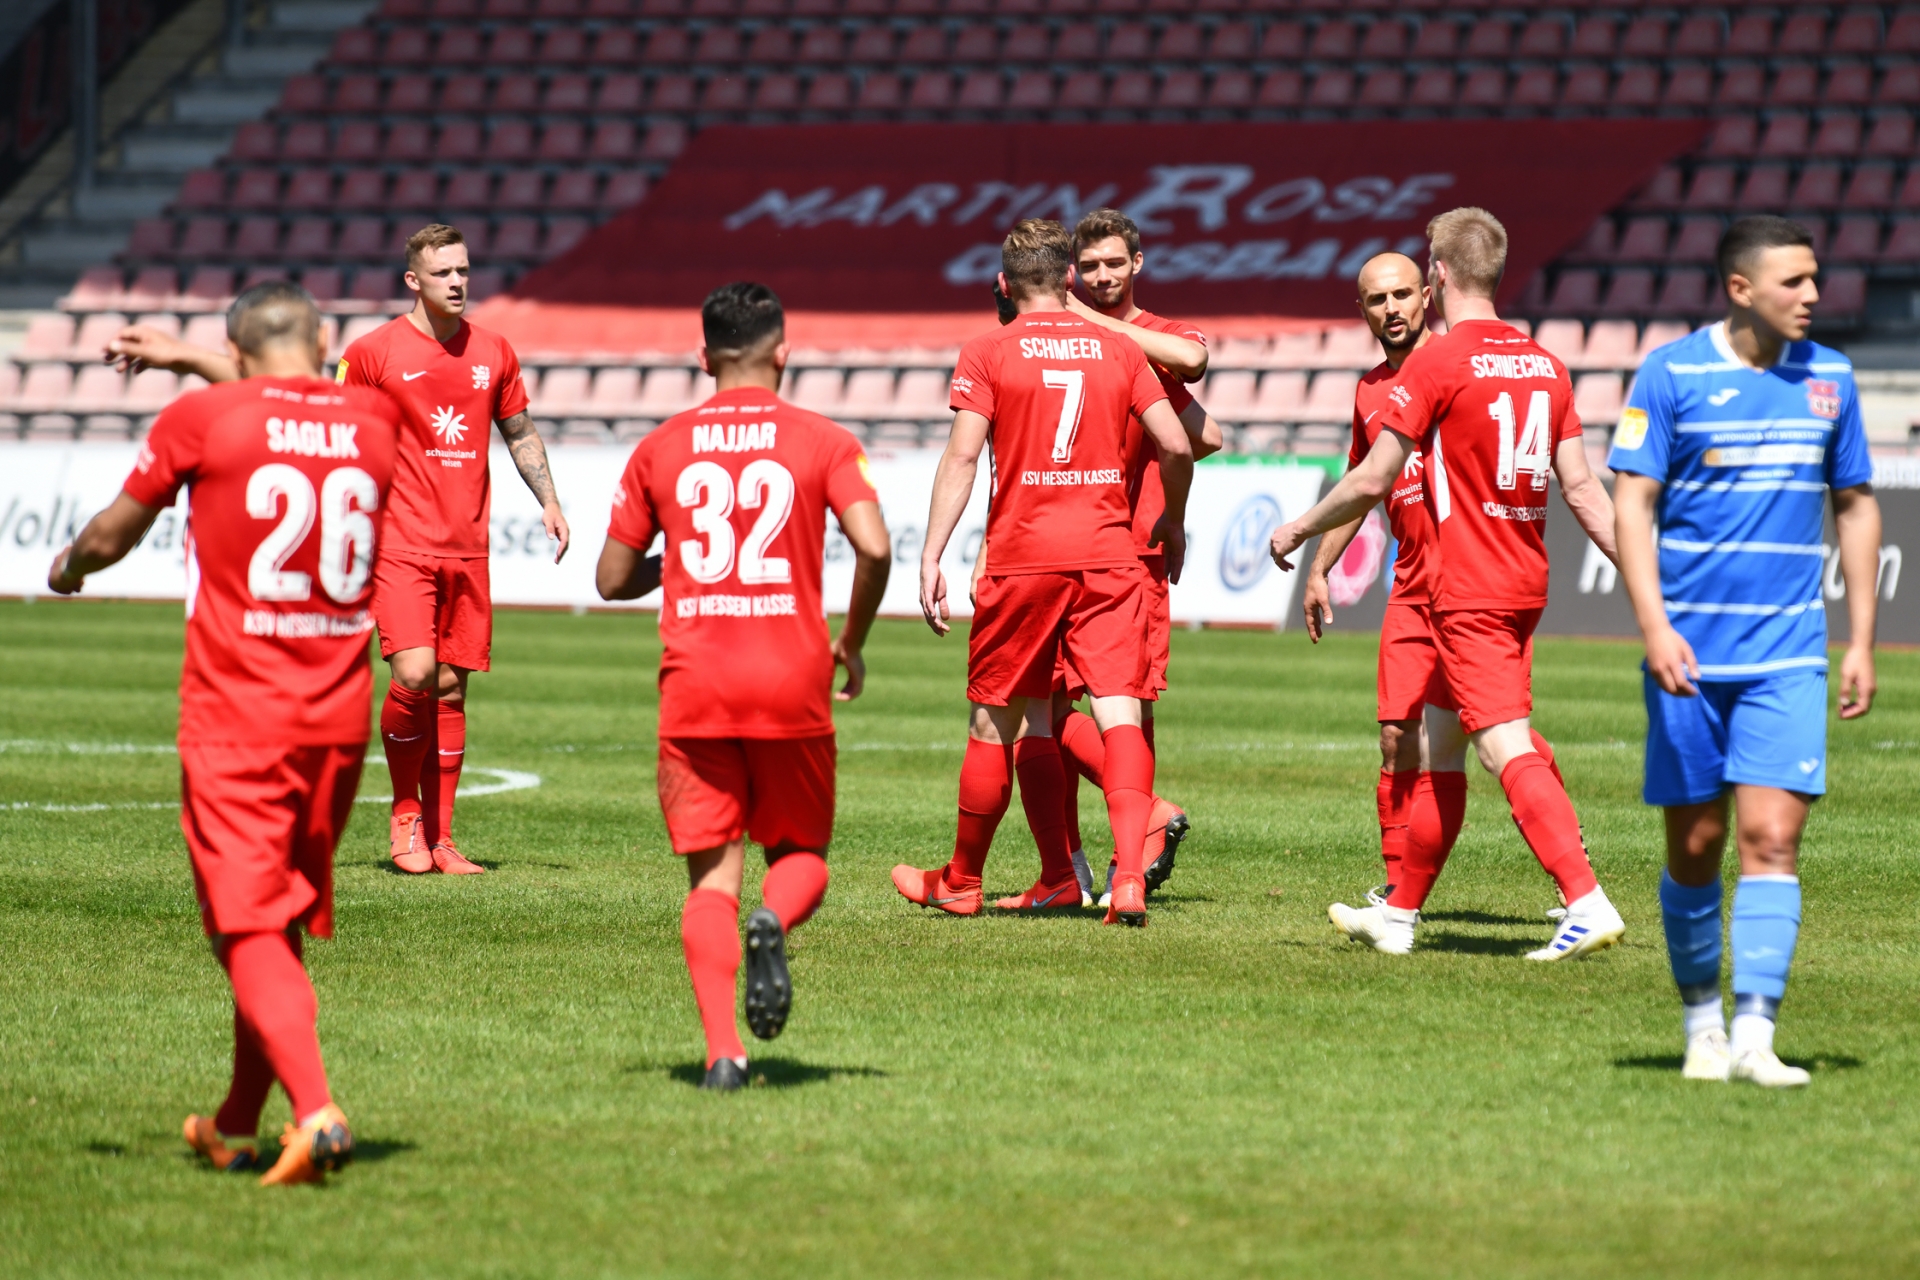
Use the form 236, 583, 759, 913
1614, 472, 1698, 697
104, 324, 239, 381
1142, 399, 1194, 584
1269, 431, 1409, 570
1553, 435, 1618, 565
47, 493, 164, 594
1302, 516, 1366, 642
832, 500, 891, 701
498, 410, 570, 563
1064, 295, 1208, 379
1178, 399, 1224, 460
594, 539, 663, 600
1833, 483, 1882, 719
920, 410, 989, 637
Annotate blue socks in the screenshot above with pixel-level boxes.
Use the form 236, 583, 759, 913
1659, 871, 1724, 1008
1732, 874, 1801, 1004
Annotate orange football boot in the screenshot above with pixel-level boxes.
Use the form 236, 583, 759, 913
994, 877, 1085, 910
1142, 799, 1191, 895
890, 864, 982, 916
1104, 873, 1148, 927
431, 838, 486, 875
390, 809, 433, 874
181, 1114, 256, 1172
259, 1104, 354, 1186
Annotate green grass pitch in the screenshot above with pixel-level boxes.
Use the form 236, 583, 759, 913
2, 599, 1917, 1278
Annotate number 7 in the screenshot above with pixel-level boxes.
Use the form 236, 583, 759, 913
1042, 369, 1085, 464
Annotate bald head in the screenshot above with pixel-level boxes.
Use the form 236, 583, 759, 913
1355, 253, 1429, 361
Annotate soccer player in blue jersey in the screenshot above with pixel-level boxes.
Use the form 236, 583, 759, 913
1610, 216, 1882, 1088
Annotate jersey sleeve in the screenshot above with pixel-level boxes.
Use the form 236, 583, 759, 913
1126, 345, 1172, 419
336, 337, 375, 388
1377, 348, 1440, 445
949, 337, 996, 417
492, 341, 531, 422
605, 443, 659, 551
1606, 357, 1676, 481
823, 429, 880, 517
121, 397, 203, 508
1347, 406, 1367, 469
1827, 376, 1873, 491
1554, 368, 1585, 444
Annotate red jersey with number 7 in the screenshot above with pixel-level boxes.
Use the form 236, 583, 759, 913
606, 387, 878, 739
121, 377, 401, 745
1377, 319, 1583, 611
336, 316, 529, 559
949, 312, 1169, 575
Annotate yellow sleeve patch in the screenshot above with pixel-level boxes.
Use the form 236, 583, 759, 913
855, 453, 874, 489
334, 359, 349, 385
1615, 406, 1649, 450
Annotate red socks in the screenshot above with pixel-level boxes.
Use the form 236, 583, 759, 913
762, 852, 829, 930
1529, 728, 1564, 787
214, 1006, 276, 1138
681, 889, 745, 1068
1057, 709, 1105, 788
1013, 737, 1076, 886
1500, 753, 1598, 902
1100, 724, 1155, 880
944, 738, 1012, 889
219, 930, 331, 1125
1387, 771, 1467, 910
434, 700, 465, 844
380, 683, 434, 821
1377, 768, 1417, 886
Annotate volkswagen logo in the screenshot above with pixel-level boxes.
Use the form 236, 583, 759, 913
1219, 495, 1282, 593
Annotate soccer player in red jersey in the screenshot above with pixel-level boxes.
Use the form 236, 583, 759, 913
49, 283, 400, 1183
1270, 209, 1625, 960
893, 218, 1194, 926
595, 283, 890, 1091
108, 224, 570, 877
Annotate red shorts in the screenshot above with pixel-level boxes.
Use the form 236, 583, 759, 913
178, 742, 365, 939
969, 566, 1153, 705
1431, 607, 1541, 734
1055, 561, 1169, 700
656, 735, 836, 855
1377, 601, 1459, 722
372, 551, 492, 671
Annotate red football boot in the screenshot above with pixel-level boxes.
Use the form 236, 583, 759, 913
431, 838, 486, 875
390, 810, 432, 874
1103, 873, 1148, 927
259, 1104, 354, 1187
181, 1114, 256, 1172
890, 865, 982, 916
994, 877, 1085, 910
1142, 799, 1191, 895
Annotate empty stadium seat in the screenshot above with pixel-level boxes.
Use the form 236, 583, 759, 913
1573, 373, 1624, 425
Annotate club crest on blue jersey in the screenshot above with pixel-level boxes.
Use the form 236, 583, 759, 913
1805, 379, 1841, 419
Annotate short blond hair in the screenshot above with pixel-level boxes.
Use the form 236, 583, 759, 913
1426, 207, 1507, 298
1001, 218, 1074, 300
405, 223, 466, 272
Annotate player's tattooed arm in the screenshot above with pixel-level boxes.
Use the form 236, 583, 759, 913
47, 493, 164, 594
1270, 431, 1410, 570
498, 411, 571, 563
1063, 295, 1208, 379
920, 410, 990, 636
104, 324, 239, 382
1177, 400, 1224, 460
1614, 472, 1698, 697
832, 500, 892, 701
1552, 434, 1617, 565
1302, 516, 1366, 642
1832, 483, 1882, 719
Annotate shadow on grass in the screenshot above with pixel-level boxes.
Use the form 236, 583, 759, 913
85, 1142, 126, 1157
653, 1058, 891, 1090
354, 1138, 419, 1163
1420, 932, 1536, 957
1613, 1054, 1864, 1073
1422, 909, 1536, 926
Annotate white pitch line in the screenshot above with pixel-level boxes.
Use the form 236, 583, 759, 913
4, 767, 541, 814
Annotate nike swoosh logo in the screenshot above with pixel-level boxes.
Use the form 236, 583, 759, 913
1365, 410, 1381, 423
402, 371, 427, 381
1032, 886, 1076, 907
928, 895, 967, 906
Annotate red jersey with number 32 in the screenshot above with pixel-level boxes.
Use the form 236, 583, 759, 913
1123, 310, 1204, 563
337, 316, 529, 559
1349, 360, 1433, 604
950, 313, 1168, 574
122, 377, 401, 745
1378, 320, 1582, 611
607, 388, 877, 739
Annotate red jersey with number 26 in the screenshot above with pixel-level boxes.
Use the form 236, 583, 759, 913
1349, 360, 1433, 604
607, 388, 877, 739
337, 317, 529, 559
1377, 319, 1582, 611
950, 313, 1168, 575
1123, 309, 1205, 562
122, 377, 401, 745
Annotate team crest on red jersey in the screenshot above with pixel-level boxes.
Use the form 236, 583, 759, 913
1805, 379, 1841, 419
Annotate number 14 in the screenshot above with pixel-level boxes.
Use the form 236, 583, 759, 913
1490, 390, 1552, 491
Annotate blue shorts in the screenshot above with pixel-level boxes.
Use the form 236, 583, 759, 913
1643, 669, 1827, 807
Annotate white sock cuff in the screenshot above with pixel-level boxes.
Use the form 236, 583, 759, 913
1738, 874, 1799, 885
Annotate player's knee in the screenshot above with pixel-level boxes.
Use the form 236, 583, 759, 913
1379, 721, 1418, 770
436, 665, 466, 701
1739, 819, 1802, 871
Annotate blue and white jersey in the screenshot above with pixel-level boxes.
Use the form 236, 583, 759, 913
1607, 322, 1872, 679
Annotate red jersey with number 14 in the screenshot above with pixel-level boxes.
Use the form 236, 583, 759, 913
1350, 359, 1433, 604
1123, 309, 1205, 562
121, 377, 401, 745
607, 388, 877, 739
337, 316, 529, 559
949, 313, 1168, 575
1378, 319, 1583, 611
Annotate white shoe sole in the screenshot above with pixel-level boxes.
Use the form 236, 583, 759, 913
1328, 903, 1412, 955
1682, 1054, 1731, 1082
1525, 919, 1625, 962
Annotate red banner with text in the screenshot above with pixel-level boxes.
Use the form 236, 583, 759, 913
517, 120, 1705, 318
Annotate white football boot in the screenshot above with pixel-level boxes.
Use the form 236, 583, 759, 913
1328, 901, 1417, 955
1525, 886, 1626, 961
1730, 1049, 1811, 1089
1682, 1028, 1731, 1081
